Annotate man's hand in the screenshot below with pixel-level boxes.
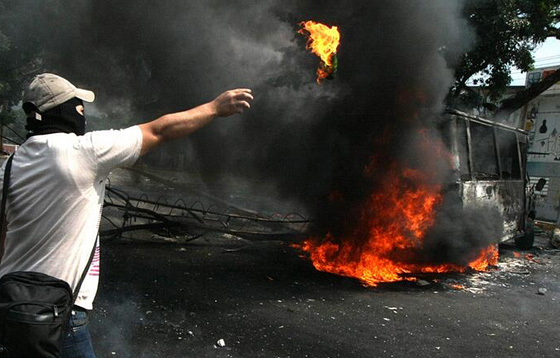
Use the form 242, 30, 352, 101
139, 88, 254, 155
211, 89, 254, 117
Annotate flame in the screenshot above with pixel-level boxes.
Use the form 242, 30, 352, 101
449, 283, 464, 290
298, 20, 340, 83
524, 254, 540, 263
295, 131, 499, 286
468, 245, 498, 270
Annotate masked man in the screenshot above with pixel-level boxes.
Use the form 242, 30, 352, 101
0, 73, 253, 357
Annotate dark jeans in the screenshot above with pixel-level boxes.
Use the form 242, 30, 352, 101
61, 307, 97, 358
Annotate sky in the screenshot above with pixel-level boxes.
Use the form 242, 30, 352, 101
510, 37, 560, 85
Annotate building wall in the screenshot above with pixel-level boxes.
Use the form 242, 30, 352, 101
525, 66, 560, 222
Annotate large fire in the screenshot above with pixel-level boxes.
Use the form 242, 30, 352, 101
296, 131, 499, 287
298, 20, 340, 84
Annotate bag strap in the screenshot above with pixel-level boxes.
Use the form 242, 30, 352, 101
72, 237, 97, 304
0, 154, 15, 240
1, 154, 96, 304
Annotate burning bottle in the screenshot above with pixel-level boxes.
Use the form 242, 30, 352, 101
298, 20, 340, 84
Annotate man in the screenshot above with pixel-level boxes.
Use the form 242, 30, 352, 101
0, 73, 253, 357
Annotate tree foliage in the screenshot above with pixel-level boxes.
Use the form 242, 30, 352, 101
0, 0, 80, 107
1, 1, 559, 123
450, 0, 560, 117
0, 1, 49, 108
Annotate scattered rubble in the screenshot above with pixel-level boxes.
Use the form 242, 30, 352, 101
425, 233, 560, 295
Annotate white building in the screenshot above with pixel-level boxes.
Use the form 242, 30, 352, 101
523, 66, 560, 222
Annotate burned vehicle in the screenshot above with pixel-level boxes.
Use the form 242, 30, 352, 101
443, 109, 534, 249
99, 109, 533, 250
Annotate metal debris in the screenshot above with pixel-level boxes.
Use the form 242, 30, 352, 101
101, 184, 310, 243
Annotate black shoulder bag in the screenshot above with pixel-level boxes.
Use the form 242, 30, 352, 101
0, 154, 97, 358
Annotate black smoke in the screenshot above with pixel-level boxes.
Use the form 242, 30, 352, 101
2, 0, 505, 264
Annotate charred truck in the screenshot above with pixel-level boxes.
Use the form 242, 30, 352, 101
443, 109, 534, 249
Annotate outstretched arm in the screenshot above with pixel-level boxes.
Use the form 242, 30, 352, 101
138, 88, 253, 155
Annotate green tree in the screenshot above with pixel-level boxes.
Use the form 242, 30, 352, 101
0, 1, 53, 151
0, 2, 46, 103
450, 0, 560, 118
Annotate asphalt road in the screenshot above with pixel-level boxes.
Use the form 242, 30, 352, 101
90, 233, 560, 358
4, 151, 557, 357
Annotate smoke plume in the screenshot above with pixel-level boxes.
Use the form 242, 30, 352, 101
2, 0, 505, 264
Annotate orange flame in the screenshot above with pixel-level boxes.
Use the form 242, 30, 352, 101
295, 131, 499, 286
449, 283, 464, 290
298, 20, 340, 83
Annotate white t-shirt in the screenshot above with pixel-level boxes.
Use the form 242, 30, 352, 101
0, 126, 142, 309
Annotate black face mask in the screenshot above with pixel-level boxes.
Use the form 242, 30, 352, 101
25, 97, 86, 138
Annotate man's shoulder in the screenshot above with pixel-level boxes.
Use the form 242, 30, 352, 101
83, 126, 142, 166
83, 126, 140, 145
84, 126, 140, 138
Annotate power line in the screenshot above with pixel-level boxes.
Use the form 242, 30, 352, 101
2, 123, 25, 141
0, 134, 21, 146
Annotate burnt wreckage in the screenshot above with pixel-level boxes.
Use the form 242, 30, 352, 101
100, 110, 534, 249
444, 109, 534, 249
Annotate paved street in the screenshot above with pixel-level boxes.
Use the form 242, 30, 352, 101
91, 227, 559, 358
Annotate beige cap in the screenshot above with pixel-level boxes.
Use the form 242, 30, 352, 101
23, 73, 95, 112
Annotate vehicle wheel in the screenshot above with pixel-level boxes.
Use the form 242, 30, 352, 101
515, 221, 534, 250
